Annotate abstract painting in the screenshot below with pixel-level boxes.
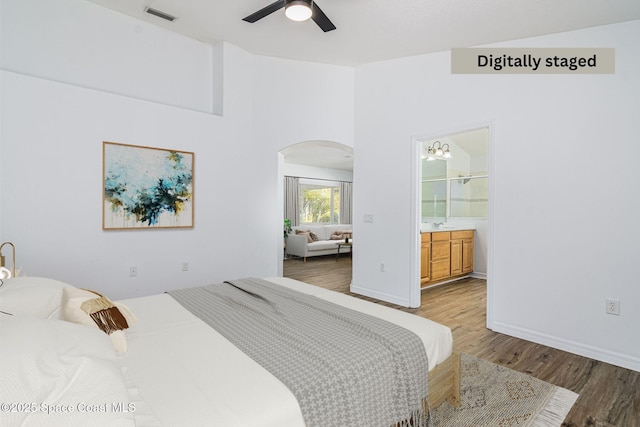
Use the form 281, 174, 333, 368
103, 142, 194, 229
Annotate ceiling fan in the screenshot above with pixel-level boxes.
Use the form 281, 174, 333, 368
243, 0, 336, 32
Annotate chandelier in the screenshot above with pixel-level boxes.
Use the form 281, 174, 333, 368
425, 141, 452, 161
0, 241, 15, 279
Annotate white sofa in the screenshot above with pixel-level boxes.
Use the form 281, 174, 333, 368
285, 224, 353, 261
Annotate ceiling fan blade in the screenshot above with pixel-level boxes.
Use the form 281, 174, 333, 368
242, 0, 286, 23
311, 2, 336, 32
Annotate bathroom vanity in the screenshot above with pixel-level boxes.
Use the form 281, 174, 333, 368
420, 227, 474, 287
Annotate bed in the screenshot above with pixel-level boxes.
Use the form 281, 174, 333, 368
0, 276, 459, 427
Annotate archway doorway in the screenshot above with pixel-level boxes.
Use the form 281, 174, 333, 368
278, 141, 354, 290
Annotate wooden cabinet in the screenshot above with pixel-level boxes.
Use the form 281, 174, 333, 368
450, 239, 462, 276
420, 233, 431, 282
421, 229, 474, 287
430, 232, 451, 281
461, 237, 474, 274
451, 230, 474, 276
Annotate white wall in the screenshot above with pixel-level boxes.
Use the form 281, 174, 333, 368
1, 0, 218, 114
0, 0, 354, 300
353, 21, 640, 371
252, 55, 355, 149
0, 53, 258, 300
283, 163, 353, 183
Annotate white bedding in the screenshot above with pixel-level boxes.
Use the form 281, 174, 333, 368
0, 276, 452, 427
119, 277, 453, 427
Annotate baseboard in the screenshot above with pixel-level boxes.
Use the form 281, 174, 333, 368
492, 321, 640, 372
470, 272, 487, 280
420, 274, 472, 290
350, 283, 411, 307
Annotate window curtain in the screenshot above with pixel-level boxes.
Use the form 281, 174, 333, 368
339, 181, 352, 225
284, 176, 299, 227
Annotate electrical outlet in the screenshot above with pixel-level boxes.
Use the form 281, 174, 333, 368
380, 263, 385, 272
606, 298, 620, 315
182, 262, 189, 272
129, 266, 137, 277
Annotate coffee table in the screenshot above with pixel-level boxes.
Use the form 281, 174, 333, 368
335, 241, 352, 261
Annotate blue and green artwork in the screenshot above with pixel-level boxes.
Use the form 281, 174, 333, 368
103, 142, 194, 229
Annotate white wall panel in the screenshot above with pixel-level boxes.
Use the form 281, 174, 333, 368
1, 0, 216, 113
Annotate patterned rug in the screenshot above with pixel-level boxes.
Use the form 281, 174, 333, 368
432, 353, 579, 427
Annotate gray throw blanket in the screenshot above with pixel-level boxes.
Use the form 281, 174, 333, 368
167, 278, 429, 427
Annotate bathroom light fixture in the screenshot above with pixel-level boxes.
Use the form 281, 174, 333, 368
285, 0, 313, 21
425, 141, 452, 161
0, 242, 15, 279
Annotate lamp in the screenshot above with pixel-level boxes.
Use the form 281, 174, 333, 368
285, 0, 313, 21
0, 242, 16, 280
425, 141, 452, 161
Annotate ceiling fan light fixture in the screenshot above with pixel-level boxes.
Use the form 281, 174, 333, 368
285, 0, 313, 22
243, 0, 335, 32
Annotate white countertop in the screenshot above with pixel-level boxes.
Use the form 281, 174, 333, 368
420, 223, 476, 233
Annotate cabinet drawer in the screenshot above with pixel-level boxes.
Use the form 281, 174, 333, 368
431, 260, 451, 280
431, 241, 450, 260
451, 230, 474, 240
431, 232, 450, 242
421, 233, 431, 243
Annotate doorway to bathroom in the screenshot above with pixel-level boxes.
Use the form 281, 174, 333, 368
410, 124, 492, 309
420, 127, 489, 237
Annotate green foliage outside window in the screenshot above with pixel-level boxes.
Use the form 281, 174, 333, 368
299, 185, 340, 223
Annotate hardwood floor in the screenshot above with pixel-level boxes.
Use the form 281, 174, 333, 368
283, 255, 640, 427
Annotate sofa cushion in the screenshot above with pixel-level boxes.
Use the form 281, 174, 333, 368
307, 226, 329, 241
308, 240, 345, 251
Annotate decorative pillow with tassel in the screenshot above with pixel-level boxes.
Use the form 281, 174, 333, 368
295, 229, 319, 242
61, 287, 137, 352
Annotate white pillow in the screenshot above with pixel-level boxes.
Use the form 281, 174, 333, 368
0, 276, 76, 319
0, 315, 135, 427
61, 287, 137, 353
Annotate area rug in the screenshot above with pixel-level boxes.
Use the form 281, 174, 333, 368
432, 353, 579, 427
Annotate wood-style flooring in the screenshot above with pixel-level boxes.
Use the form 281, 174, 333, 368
283, 255, 640, 427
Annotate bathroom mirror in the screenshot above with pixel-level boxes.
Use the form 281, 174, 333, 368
420, 127, 489, 220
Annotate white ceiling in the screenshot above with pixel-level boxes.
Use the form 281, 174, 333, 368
84, 0, 640, 66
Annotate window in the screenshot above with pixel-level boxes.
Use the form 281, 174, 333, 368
299, 180, 340, 224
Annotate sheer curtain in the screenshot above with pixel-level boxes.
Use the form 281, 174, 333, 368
339, 181, 352, 225
284, 176, 299, 227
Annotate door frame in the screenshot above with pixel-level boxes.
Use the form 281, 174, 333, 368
409, 121, 495, 329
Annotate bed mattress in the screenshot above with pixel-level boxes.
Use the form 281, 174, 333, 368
118, 277, 453, 427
